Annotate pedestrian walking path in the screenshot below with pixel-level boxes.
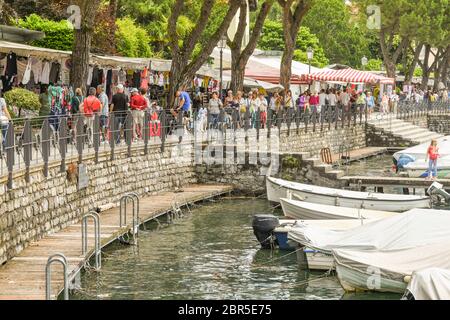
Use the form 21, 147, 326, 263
0, 184, 233, 300
367, 115, 443, 144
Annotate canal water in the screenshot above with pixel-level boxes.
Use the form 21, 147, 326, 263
71, 153, 446, 300
71, 198, 400, 300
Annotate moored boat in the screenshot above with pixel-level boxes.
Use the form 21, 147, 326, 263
280, 198, 397, 220
266, 176, 431, 211
333, 242, 450, 294
404, 268, 450, 300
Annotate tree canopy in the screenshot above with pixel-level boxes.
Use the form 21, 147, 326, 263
258, 21, 329, 67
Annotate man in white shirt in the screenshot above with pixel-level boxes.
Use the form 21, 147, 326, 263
318, 89, 327, 114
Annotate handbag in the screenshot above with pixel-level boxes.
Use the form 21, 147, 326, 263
0, 115, 9, 125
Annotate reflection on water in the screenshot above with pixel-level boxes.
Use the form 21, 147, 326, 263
71, 199, 401, 300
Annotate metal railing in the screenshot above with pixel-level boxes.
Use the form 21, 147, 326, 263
1, 101, 448, 188
81, 211, 101, 270
45, 253, 69, 300
119, 194, 139, 245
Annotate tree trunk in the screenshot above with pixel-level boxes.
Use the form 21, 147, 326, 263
280, 38, 295, 90
108, 0, 118, 54
70, 0, 101, 93
379, 29, 409, 82
278, 0, 312, 91
229, 0, 273, 92
405, 43, 423, 85
420, 44, 431, 90
167, 0, 240, 107
230, 61, 246, 92
440, 47, 449, 88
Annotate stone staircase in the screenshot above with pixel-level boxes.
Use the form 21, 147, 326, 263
367, 116, 443, 145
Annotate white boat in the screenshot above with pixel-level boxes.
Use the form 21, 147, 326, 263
334, 242, 450, 293
266, 176, 430, 211
276, 219, 380, 271
394, 136, 450, 178
405, 268, 450, 300
280, 198, 397, 220
288, 209, 450, 272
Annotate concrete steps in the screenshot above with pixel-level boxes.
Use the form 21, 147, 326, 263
367, 116, 444, 145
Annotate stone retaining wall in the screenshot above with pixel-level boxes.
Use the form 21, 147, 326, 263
1, 125, 366, 265
427, 114, 450, 135
0, 143, 196, 265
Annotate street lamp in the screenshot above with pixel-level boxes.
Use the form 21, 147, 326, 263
361, 56, 368, 70
218, 35, 227, 99
306, 46, 314, 91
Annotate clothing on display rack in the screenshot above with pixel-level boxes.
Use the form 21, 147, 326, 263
90, 66, 100, 88
31, 57, 42, 84
6, 52, 17, 77
106, 69, 113, 99
87, 66, 94, 85
133, 71, 141, 88
49, 62, 60, 84
140, 67, 148, 89
22, 59, 32, 85
118, 69, 127, 84
16, 58, 27, 84
41, 61, 51, 84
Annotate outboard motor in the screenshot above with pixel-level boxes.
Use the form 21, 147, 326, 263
252, 214, 280, 249
427, 182, 450, 204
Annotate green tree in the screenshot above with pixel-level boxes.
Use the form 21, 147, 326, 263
17, 14, 74, 50
115, 17, 153, 57
302, 0, 370, 67
258, 21, 328, 67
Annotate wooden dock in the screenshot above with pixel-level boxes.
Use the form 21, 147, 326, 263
329, 147, 387, 164
341, 176, 450, 189
0, 184, 233, 300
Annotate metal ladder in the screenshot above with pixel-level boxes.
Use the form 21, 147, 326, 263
81, 211, 101, 270
119, 194, 140, 245
46, 253, 69, 300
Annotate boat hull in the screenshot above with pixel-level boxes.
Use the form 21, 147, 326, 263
266, 177, 430, 212
280, 198, 395, 220
335, 264, 407, 294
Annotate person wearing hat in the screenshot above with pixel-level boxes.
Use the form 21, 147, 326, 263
130, 87, 147, 140
111, 84, 129, 144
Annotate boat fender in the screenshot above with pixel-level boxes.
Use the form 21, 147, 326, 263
335, 197, 340, 206
404, 275, 411, 283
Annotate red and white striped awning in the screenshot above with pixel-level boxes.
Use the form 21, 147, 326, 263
302, 68, 395, 84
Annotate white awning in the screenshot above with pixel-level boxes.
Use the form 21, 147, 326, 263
0, 40, 70, 60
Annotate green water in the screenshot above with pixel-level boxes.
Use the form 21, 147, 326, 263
70, 199, 401, 300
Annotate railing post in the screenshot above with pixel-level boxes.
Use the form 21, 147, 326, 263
22, 119, 32, 182
126, 110, 132, 157
58, 117, 67, 173
109, 112, 115, 161
41, 119, 50, 177
5, 121, 14, 189
46, 253, 68, 300
76, 115, 84, 164
143, 110, 150, 155
81, 211, 101, 270
93, 113, 100, 163
160, 110, 166, 153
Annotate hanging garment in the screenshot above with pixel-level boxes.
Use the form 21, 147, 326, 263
5, 52, 17, 77
106, 69, 112, 99
118, 69, 127, 84
16, 58, 28, 84
30, 58, 42, 84
133, 71, 141, 88
158, 72, 164, 86
22, 59, 32, 85
41, 61, 51, 84
0, 57, 7, 76
112, 69, 119, 86
90, 66, 100, 88
87, 66, 94, 85
49, 62, 60, 84
140, 67, 149, 89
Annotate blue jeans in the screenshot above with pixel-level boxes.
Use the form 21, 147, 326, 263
428, 159, 437, 177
